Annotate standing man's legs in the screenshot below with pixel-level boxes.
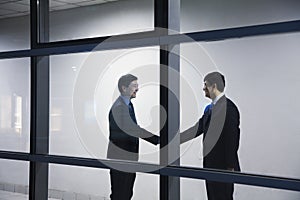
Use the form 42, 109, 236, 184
206, 180, 234, 200
110, 169, 136, 200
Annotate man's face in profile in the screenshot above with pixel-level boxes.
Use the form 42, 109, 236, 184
203, 81, 213, 99
123, 80, 139, 99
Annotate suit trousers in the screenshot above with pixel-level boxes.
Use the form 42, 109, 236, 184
110, 169, 136, 200
206, 180, 234, 200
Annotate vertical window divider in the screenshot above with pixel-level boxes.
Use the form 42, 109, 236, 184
29, 0, 50, 200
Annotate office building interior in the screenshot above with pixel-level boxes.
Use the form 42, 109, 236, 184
0, 0, 300, 199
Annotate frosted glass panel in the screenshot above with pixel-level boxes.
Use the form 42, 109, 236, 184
49, 164, 159, 200
181, 0, 300, 33
0, 16, 29, 52
0, 58, 30, 152
0, 159, 29, 199
50, 47, 160, 165
179, 32, 300, 179
49, 0, 154, 42
181, 177, 300, 200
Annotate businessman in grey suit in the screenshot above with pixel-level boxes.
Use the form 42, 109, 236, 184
180, 72, 241, 200
107, 74, 159, 200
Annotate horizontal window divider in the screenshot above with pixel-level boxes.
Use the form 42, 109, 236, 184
161, 166, 300, 192
0, 151, 300, 192
1, 20, 300, 59
0, 151, 29, 161
0, 50, 31, 59
186, 20, 300, 42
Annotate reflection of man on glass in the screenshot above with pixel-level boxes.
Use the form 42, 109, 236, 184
180, 72, 241, 200
107, 74, 159, 200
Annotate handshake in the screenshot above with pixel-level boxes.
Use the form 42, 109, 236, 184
144, 135, 160, 145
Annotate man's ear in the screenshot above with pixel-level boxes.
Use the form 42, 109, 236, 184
212, 83, 216, 89
121, 86, 127, 93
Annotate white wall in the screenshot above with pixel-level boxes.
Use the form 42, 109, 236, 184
0, 0, 300, 199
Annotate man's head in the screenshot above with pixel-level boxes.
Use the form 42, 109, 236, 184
203, 72, 225, 99
118, 74, 139, 99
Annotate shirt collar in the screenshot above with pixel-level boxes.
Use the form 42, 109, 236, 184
120, 95, 130, 106
212, 92, 225, 105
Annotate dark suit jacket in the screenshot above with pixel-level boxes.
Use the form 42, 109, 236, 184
181, 96, 241, 171
107, 96, 158, 161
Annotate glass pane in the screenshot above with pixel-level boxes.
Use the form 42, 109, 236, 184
236, 184, 300, 200
181, 177, 300, 200
181, 0, 300, 33
0, 58, 30, 152
0, 1, 30, 51
179, 32, 300, 179
0, 159, 29, 199
50, 47, 160, 165
49, 0, 154, 42
49, 164, 159, 200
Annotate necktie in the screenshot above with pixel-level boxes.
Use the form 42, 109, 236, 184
129, 102, 137, 124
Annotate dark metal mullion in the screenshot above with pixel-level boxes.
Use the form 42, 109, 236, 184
29, 57, 50, 200
160, 48, 169, 200
157, 0, 181, 198
29, 0, 50, 200
29, 1, 38, 199
155, 0, 172, 199
30, 0, 38, 48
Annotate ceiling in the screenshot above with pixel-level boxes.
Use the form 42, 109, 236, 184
0, 0, 118, 19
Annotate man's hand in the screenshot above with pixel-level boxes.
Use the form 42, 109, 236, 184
144, 135, 160, 145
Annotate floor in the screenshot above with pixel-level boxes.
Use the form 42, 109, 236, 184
0, 190, 59, 200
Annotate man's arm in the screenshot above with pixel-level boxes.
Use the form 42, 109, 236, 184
180, 117, 204, 144
111, 104, 159, 144
224, 105, 240, 170
143, 135, 160, 145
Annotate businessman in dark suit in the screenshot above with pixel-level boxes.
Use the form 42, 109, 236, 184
180, 72, 240, 200
107, 74, 159, 200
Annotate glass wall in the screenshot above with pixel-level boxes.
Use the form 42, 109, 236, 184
181, 177, 300, 200
49, 164, 159, 200
179, 32, 300, 179
0, 58, 30, 153
50, 46, 160, 165
0, 0, 299, 199
49, 0, 154, 42
0, 160, 29, 199
181, 0, 300, 33
0, 4, 29, 52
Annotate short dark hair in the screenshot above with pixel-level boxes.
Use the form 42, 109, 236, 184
118, 74, 138, 93
204, 72, 225, 92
